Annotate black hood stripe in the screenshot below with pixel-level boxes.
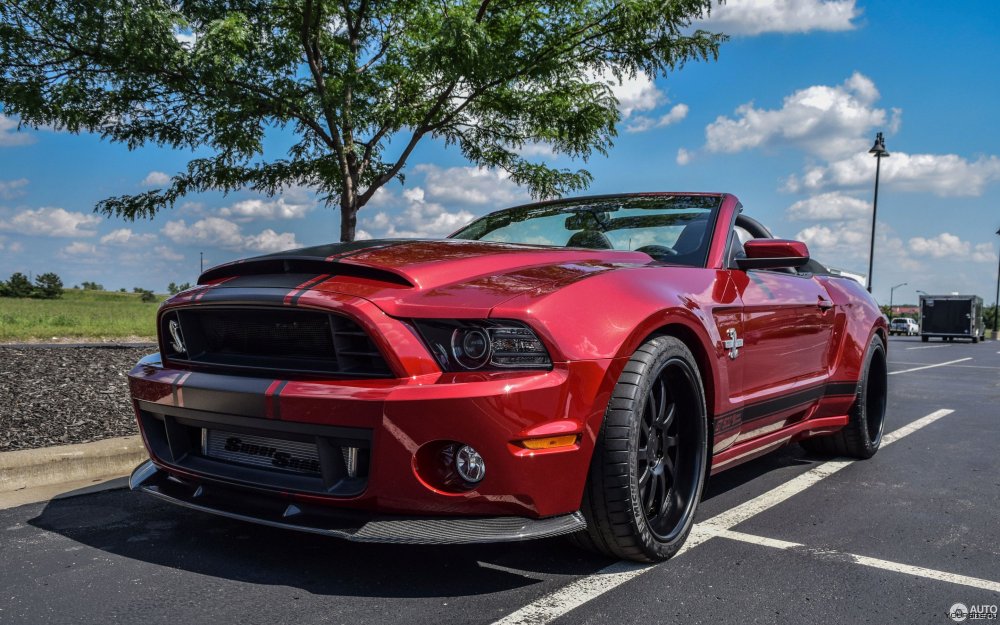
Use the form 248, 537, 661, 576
198, 239, 428, 284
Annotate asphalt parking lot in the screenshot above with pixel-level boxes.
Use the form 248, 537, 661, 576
2, 335, 998, 625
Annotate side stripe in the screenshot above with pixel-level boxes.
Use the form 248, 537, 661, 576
714, 380, 859, 435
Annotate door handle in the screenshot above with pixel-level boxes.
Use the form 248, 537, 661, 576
817, 296, 834, 311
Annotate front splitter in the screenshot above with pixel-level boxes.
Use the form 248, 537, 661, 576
130, 460, 586, 544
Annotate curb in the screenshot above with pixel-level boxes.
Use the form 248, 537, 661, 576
0, 436, 147, 493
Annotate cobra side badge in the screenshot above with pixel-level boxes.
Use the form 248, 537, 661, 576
724, 328, 744, 360
168, 319, 186, 354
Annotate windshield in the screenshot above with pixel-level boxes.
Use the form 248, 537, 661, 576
450, 195, 722, 267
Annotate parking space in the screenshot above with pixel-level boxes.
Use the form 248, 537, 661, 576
2, 335, 998, 625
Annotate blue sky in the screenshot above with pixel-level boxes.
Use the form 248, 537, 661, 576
1, 0, 999, 305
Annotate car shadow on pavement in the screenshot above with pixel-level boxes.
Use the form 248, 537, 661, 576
27, 445, 819, 599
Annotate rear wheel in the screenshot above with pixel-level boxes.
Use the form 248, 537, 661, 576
921, 336, 929, 342
571, 336, 708, 562
801, 335, 887, 459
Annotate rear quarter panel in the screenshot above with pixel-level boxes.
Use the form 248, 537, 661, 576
817, 275, 888, 383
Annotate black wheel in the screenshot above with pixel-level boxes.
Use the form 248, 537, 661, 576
921, 336, 929, 342
801, 335, 887, 459
972, 335, 980, 344
571, 336, 708, 562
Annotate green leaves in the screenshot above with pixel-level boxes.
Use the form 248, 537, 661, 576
0, 0, 725, 240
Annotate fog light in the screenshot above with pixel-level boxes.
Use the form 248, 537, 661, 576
455, 444, 486, 483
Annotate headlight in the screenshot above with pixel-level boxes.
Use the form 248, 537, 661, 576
412, 319, 552, 371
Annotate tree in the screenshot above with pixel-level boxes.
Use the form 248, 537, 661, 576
33, 272, 64, 299
167, 281, 192, 295
2, 272, 33, 297
0, 0, 724, 241
80, 281, 105, 291
133, 287, 158, 303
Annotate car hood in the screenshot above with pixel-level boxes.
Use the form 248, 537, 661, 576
195, 239, 654, 317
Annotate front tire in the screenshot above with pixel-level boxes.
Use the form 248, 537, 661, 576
801, 335, 888, 459
571, 336, 708, 562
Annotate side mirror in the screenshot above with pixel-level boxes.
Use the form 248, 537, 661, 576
737, 239, 810, 270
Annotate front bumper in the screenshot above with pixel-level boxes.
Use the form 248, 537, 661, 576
128, 351, 618, 520
130, 460, 586, 544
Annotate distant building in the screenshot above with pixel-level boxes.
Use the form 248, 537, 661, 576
890, 305, 919, 316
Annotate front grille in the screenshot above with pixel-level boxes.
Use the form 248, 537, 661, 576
203, 430, 323, 475
138, 405, 372, 497
161, 307, 392, 377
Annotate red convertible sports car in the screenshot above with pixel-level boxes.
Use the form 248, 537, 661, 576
128, 192, 888, 562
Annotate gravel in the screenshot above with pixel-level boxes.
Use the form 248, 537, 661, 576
0, 345, 155, 451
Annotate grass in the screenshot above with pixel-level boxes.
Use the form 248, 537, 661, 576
0, 289, 163, 341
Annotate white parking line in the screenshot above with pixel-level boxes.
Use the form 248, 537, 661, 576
491, 409, 954, 625
891, 362, 1000, 371
717, 529, 1000, 594
905, 344, 948, 350
477, 561, 550, 581
888, 358, 972, 375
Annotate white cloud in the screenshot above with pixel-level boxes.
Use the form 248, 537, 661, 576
796, 219, 919, 273
626, 104, 690, 133
141, 171, 171, 187
788, 152, 1000, 197
218, 197, 313, 221
601, 70, 664, 118
786, 191, 870, 221
0, 207, 101, 237
362, 187, 476, 238
100, 228, 157, 246
0, 240, 24, 254
700, 0, 861, 36
971, 243, 996, 264
909, 233, 996, 263
787, 197, 917, 274
243, 229, 300, 253
154, 245, 184, 262
0, 115, 36, 147
413, 164, 529, 207
61, 241, 101, 257
0, 178, 29, 200
514, 142, 558, 158
676, 148, 692, 166
161, 217, 299, 252
162, 217, 244, 248
705, 72, 890, 160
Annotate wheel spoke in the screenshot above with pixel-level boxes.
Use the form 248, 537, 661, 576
660, 402, 676, 429
672, 480, 685, 511
653, 469, 667, 512
646, 384, 659, 427
654, 377, 667, 425
663, 435, 678, 451
639, 466, 652, 496
659, 484, 674, 516
661, 454, 674, 480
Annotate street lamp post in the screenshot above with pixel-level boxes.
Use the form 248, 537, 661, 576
889, 282, 908, 318
867, 132, 890, 293
993, 228, 1000, 339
